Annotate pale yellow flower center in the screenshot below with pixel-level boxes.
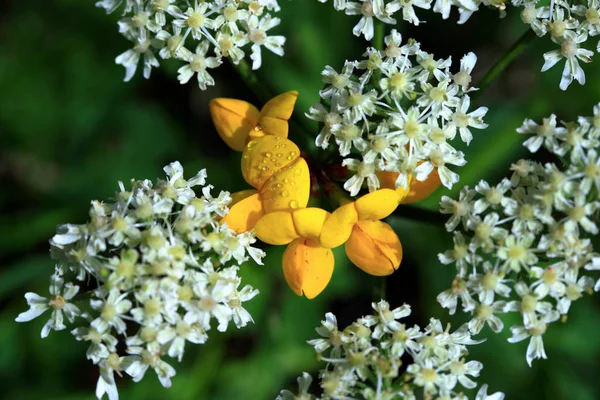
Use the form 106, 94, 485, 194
570, 206, 586, 221
522, 295, 538, 313
50, 295, 66, 310
187, 11, 205, 29
586, 8, 600, 24
132, 12, 149, 28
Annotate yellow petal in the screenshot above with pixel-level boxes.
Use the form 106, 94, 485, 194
221, 193, 264, 233
354, 189, 400, 220
229, 189, 259, 205
254, 211, 299, 245
241, 135, 301, 189
345, 220, 402, 276
258, 91, 298, 137
260, 158, 310, 213
209, 98, 260, 152
319, 203, 359, 249
282, 237, 334, 299
402, 169, 442, 204
292, 208, 329, 240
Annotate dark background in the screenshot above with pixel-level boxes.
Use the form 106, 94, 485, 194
2, 0, 600, 399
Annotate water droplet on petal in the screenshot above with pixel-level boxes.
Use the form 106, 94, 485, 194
289, 200, 298, 209
281, 190, 289, 197
265, 152, 272, 158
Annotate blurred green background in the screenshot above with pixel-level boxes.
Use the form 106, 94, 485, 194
2, 0, 600, 399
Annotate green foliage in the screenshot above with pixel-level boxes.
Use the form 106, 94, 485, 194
1, 1, 600, 399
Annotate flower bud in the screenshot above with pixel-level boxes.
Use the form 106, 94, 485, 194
241, 135, 301, 189
260, 158, 310, 213
283, 237, 334, 299
221, 190, 264, 233
209, 98, 259, 151
345, 220, 402, 276
254, 90, 298, 139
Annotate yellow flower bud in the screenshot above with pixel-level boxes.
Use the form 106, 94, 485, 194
241, 135, 301, 189
255, 90, 298, 139
209, 98, 260, 152
345, 220, 402, 276
210, 91, 299, 151
221, 191, 264, 233
283, 237, 334, 299
260, 157, 310, 213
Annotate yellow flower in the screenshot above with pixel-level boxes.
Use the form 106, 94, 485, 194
254, 208, 334, 299
377, 169, 442, 204
320, 189, 403, 276
209, 91, 299, 151
221, 135, 310, 233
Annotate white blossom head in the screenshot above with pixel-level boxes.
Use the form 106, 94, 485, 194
438, 104, 600, 366
308, 31, 488, 196
16, 161, 265, 399
278, 300, 503, 399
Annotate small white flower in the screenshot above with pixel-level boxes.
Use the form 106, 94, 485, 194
115, 29, 160, 82
16, 274, 80, 338
243, 14, 285, 70
177, 42, 222, 89
507, 320, 548, 366
342, 159, 379, 196
541, 31, 593, 90
91, 288, 132, 334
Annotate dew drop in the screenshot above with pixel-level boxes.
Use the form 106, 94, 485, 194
243, 154, 249, 159
281, 190, 289, 197
289, 200, 298, 209
265, 152, 272, 158
276, 183, 283, 188
276, 153, 283, 157
289, 151, 297, 157
286, 156, 293, 161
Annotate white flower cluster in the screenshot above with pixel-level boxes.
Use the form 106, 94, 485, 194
437, 103, 600, 366
307, 30, 488, 196
278, 300, 504, 400
316, 0, 504, 40
96, 0, 285, 88
15, 162, 264, 400
520, 0, 597, 90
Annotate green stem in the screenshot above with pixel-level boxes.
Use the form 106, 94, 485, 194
473, 29, 538, 99
373, 21, 385, 50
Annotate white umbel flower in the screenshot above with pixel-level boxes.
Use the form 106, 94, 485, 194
16, 162, 264, 400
